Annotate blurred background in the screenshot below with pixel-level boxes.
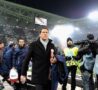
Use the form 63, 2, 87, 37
0, 0, 98, 48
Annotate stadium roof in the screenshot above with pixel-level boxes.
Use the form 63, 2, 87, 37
6, 0, 98, 19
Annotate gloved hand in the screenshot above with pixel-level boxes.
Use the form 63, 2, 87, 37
72, 56, 76, 59
65, 56, 71, 61
72, 56, 79, 61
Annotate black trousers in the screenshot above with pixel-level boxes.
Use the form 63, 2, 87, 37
27, 80, 51, 90
27, 84, 51, 90
62, 66, 77, 90
27, 85, 49, 90
95, 75, 98, 89
19, 83, 51, 90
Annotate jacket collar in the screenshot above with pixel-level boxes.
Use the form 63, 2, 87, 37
37, 38, 52, 44
37, 38, 52, 52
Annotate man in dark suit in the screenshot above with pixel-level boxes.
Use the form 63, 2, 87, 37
20, 26, 57, 90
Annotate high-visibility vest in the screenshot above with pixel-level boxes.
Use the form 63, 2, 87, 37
63, 47, 79, 66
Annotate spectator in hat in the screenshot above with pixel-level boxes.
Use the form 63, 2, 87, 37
62, 37, 79, 90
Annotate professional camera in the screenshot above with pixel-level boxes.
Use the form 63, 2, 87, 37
74, 40, 89, 46
74, 34, 98, 46
74, 34, 98, 57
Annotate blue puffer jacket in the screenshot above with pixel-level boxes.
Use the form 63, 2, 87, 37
13, 46, 28, 73
51, 55, 68, 84
3, 46, 14, 75
0, 49, 4, 75
56, 55, 68, 83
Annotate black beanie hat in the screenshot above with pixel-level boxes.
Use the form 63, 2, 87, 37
67, 37, 73, 42
87, 34, 94, 40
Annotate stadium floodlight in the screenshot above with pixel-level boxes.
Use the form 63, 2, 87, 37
88, 11, 98, 21
74, 27, 80, 31
50, 25, 74, 47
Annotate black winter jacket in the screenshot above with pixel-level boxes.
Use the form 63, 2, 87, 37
21, 38, 56, 85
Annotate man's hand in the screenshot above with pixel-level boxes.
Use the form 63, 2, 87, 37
20, 75, 26, 84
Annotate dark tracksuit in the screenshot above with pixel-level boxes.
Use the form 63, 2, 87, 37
13, 46, 28, 76
13, 45, 28, 90
21, 39, 56, 90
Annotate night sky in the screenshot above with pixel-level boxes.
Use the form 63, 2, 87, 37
6, 0, 98, 18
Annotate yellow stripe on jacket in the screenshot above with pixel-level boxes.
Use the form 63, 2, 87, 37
63, 47, 79, 66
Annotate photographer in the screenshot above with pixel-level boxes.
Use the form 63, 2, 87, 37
76, 34, 97, 90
